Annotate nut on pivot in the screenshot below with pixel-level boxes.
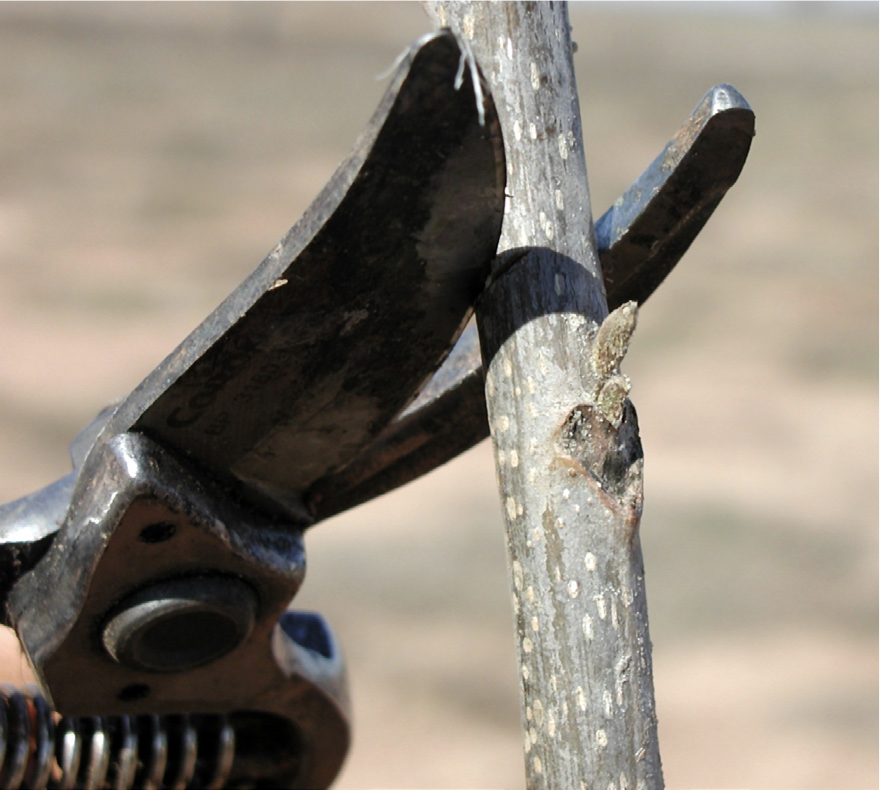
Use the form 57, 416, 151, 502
102, 576, 257, 673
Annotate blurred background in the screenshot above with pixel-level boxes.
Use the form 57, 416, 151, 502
0, 2, 875, 788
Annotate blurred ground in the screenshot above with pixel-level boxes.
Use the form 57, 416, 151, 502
0, 2, 876, 788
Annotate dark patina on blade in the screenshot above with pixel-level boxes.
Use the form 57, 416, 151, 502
596, 83, 754, 304
309, 84, 754, 520
87, 31, 505, 520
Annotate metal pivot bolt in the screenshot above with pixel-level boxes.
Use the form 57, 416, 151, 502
102, 576, 258, 673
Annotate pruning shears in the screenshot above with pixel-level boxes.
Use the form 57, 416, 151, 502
0, 30, 752, 789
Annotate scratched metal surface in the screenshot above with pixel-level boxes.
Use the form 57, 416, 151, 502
99, 32, 505, 520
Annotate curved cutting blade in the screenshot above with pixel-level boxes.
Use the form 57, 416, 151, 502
89, 31, 505, 519
307, 83, 755, 521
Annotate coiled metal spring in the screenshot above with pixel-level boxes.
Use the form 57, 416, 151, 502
0, 685, 237, 790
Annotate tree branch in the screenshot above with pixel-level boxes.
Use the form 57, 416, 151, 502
423, 3, 663, 787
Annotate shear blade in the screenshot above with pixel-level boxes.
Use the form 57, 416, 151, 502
596, 83, 754, 305
83, 31, 505, 519
310, 84, 754, 521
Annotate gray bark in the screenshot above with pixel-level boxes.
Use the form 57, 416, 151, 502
423, 3, 663, 788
